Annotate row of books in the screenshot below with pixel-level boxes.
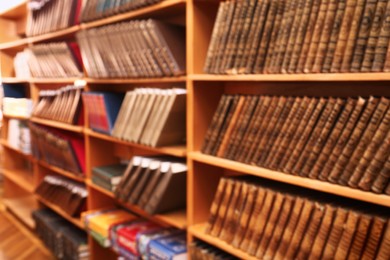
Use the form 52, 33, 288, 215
204, 0, 390, 74
202, 94, 390, 195
7, 119, 31, 154
112, 88, 186, 147
76, 19, 185, 78
14, 51, 31, 78
82, 208, 187, 259
2, 97, 32, 118
30, 124, 85, 174
33, 208, 89, 260
206, 177, 390, 259
36, 175, 88, 217
33, 85, 84, 125
114, 156, 187, 214
189, 240, 237, 260
81, 0, 162, 22
14, 43, 83, 78
26, 0, 82, 36
91, 163, 126, 193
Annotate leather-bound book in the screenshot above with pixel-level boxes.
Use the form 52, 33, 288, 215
333, 211, 360, 260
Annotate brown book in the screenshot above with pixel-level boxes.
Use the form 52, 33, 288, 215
262, 97, 302, 167
308, 205, 336, 260
358, 131, 390, 191
236, 96, 271, 163
321, 0, 348, 73
247, 190, 276, 255
375, 220, 390, 260
330, 0, 360, 72
262, 0, 287, 73
257, 97, 295, 166
347, 214, 373, 260
269, 97, 311, 169
250, 96, 288, 165
339, 97, 389, 186
262, 195, 295, 260
311, 0, 340, 73
295, 202, 327, 260
201, 94, 229, 154
205, 178, 228, 234
274, 197, 305, 259
322, 207, 349, 259
319, 97, 366, 181
255, 192, 285, 259
278, 97, 318, 170
283, 98, 326, 174
361, 0, 389, 71
284, 199, 315, 259
219, 181, 242, 242
328, 97, 380, 184
294, 98, 337, 176
216, 96, 246, 157
372, 1, 390, 71
349, 103, 390, 187
360, 217, 387, 260
279, 0, 306, 73
339, 0, 367, 72
333, 211, 361, 260
210, 179, 235, 237
372, 156, 390, 193
295, 0, 323, 73
232, 184, 258, 248
350, 0, 379, 72
238, 186, 265, 251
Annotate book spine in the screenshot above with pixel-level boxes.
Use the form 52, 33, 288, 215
205, 178, 227, 234
371, 156, 390, 193
219, 182, 242, 242
375, 220, 390, 260
347, 214, 373, 259
372, 1, 390, 71
360, 217, 387, 260
333, 211, 360, 259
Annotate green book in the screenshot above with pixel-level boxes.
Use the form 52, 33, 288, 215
92, 164, 126, 186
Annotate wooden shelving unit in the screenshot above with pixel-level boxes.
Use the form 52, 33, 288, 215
2, 168, 34, 193
38, 161, 85, 183
3, 196, 37, 229
30, 117, 84, 133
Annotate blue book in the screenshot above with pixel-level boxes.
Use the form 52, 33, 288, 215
148, 233, 187, 260
2, 84, 27, 98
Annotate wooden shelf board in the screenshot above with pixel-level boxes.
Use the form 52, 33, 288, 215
0, 77, 29, 84
189, 152, 390, 207
31, 117, 85, 133
38, 160, 86, 183
0, 38, 28, 51
82, 0, 186, 29
189, 223, 257, 260
189, 73, 390, 82
2, 168, 34, 193
37, 196, 84, 229
29, 25, 81, 44
3, 196, 37, 229
2, 114, 30, 120
87, 180, 187, 229
0, 140, 34, 161
0, 1, 27, 19
30, 77, 82, 84
85, 129, 187, 158
85, 76, 187, 84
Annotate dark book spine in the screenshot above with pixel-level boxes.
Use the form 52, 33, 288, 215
375, 220, 390, 260
347, 214, 373, 260
371, 156, 390, 193
360, 217, 387, 260
219, 182, 242, 241
371, 1, 390, 71
321, 0, 348, 73
339, 0, 367, 72
361, 0, 389, 71
205, 178, 227, 234
333, 211, 360, 259
350, 0, 379, 72
318, 97, 366, 181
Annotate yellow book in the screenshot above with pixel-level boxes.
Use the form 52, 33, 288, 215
88, 210, 136, 238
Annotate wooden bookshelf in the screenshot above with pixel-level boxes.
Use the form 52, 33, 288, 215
0, 38, 28, 51
28, 25, 81, 44
2, 168, 34, 193
0, 77, 29, 83
3, 196, 37, 229
30, 78, 82, 84
85, 76, 187, 84
38, 160, 85, 183
31, 117, 85, 134
0, 1, 27, 19
2, 114, 30, 120
0, 140, 34, 161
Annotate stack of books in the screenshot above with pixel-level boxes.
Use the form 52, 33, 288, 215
91, 163, 127, 192
205, 0, 390, 74
36, 175, 88, 217
112, 88, 186, 147
115, 156, 187, 214
76, 19, 185, 78
30, 124, 85, 175
202, 94, 390, 195
7, 119, 31, 154
33, 85, 84, 125
2, 98, 33, 118
26, 0, 82, 36
206, 177, 390, 259
189, 240, 237, 260
33, 208, 89, 260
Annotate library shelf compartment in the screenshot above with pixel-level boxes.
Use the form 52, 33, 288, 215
0, 1, 27, 20
2, 114, 30, 120
81, 0, 187, 30
30, 117, 85, 134
3, 196, 38, 229
2, 168, 34, 193
189, 223, 257, 260
87, 179, 187, 230
0, 140, 34, 162
0, 1, 27, 45
37, 160, 86, 183
36, 195, 84, 230
85, 129, 187, 158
